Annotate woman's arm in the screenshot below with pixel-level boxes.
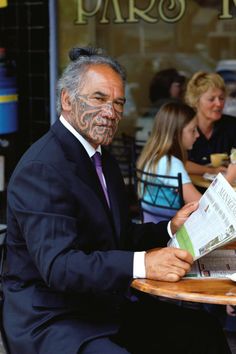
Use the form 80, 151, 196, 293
185, 160, 227, 175
182, 183, 202, 204
225, 163, 236, 184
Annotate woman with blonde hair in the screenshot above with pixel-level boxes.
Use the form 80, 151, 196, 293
137, 101, 201, 222
185, 71, 236, 175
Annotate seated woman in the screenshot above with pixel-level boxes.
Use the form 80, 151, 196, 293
137, 101, 202, 223
185, 71, 236, 175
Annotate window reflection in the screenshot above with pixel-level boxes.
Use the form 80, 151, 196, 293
58, 0, 236, 135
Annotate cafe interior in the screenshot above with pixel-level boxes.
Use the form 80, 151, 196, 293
1, 0, 236, 352
0, 0, 235, 216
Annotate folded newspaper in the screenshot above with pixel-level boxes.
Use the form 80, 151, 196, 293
168, 173, 236, 261
186, 249, 236, 278
202, 172, 217, 181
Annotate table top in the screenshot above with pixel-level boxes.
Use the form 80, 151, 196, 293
190, 174, 212, 189
131, 241, 236, 305
131, 278, 236, 305
190, 174, 236, 190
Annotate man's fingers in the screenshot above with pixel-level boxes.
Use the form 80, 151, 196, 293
165, 273, 181, 282
170, 202, 199, 234
170, 259, 192, 274
174, 248, 194, 265
145, 248, 193, 282
178, 201, 199, 217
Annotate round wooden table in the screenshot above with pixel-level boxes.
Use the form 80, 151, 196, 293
190, 174, 212, 189
131, 278, 236, 305
132, 241, 236, 305
190, 174, 236, 190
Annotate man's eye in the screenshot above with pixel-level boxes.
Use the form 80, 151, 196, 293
113, 102, 124, 112
115, 101, 124, 108
90, 97, 105, 104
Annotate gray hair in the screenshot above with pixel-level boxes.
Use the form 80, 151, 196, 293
56, 47, 126, 115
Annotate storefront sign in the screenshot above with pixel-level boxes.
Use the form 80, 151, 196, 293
0, 0, 7, 8
75, 0, 236, 25
219, 0, 236, 19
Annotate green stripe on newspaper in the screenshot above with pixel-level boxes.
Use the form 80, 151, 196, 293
176, 225, 195, 257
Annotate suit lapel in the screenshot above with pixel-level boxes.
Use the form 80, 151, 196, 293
51, 121, 118, 232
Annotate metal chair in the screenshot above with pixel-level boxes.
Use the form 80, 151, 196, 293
133, 168, 184, 223
107, 136, 134, 187
107, 136, 140, 218
131, 138, 145, 164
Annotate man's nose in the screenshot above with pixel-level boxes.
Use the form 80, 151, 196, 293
101, 102, 116, 118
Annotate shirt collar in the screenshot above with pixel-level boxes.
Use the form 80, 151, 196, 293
59, 115, 102, 158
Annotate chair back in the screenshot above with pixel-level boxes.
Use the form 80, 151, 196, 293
107, 136, 134, 187
130, 138, 145, 168
107, 135, 145, 219
134, 168, 184, 223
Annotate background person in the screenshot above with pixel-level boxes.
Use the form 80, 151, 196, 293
2, 47, 231, 354
217, 69, 236, 118
185, 71, 236, 175
146, 67, 186, 116
137, 101, 201, 223
136, 68, 186, 141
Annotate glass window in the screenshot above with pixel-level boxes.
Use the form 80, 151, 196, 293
58, 0, 236, 136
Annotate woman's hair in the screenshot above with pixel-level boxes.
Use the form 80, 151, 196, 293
137, 101, 195, 174
185, 71, 226, 109
149, 68, 185, 103
56, 46, 126, 115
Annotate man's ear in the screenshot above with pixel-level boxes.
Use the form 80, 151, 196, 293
61, 89, 72, 111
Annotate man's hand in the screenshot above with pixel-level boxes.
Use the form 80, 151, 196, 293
170, 201, 198, 235
144, 202, 198, 282
145, 247, 193, 282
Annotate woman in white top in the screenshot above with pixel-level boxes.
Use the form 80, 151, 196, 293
137, 101, 201, 222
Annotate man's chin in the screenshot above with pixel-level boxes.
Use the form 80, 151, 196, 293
101, 138, 113, 146
101, 132, 116, 146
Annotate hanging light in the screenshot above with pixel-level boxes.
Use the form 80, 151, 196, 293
0, 0, 7, 8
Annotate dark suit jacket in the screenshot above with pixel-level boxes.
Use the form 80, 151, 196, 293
3, 120, 170, 354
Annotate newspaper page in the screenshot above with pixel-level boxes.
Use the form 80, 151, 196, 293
168, 173, 236, 260
185, 249, 236, 278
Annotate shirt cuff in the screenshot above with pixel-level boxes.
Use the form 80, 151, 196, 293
167, 220, 174, 238
133, 251, 146, 278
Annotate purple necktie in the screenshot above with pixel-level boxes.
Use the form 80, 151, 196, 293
92, 152, 110, 207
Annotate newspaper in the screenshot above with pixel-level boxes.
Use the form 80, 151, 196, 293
186, 249, 236, 278
168, 173, 236, 260
203, 172, 217, 181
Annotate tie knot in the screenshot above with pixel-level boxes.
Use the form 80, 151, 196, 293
92, 152, 102, 167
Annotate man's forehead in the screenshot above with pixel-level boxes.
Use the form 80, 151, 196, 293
84, 65, 122, 82
81, 66, 125, 95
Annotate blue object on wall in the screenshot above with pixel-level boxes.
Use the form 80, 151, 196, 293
0, 48, 18, 134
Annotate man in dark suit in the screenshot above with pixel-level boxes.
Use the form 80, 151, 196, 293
3, 47, 231, 354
